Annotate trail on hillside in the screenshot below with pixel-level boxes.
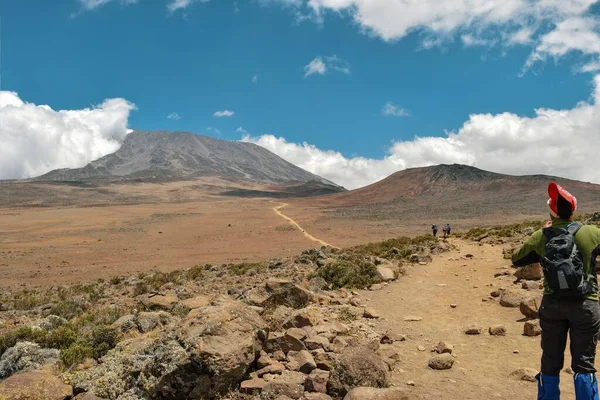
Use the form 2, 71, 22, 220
273, 203, 338, 249
361, 239, 581, 400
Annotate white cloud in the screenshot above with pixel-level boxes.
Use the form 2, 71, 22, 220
243, 74, 600, 190
236, 126, 249, 134
252, 74, 259, 84
167, 112, 182, 120
268, 0, 600, 74
581, 59, 600, 72
304, 55, 351, 77
213, 110, 235, 117
167, 0, 209, 12
382, 102, 410, 117
0, 91, 135, 180
71, 0, 138, 16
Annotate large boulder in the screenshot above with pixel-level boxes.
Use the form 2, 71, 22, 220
344, 387, 415, 400
328, 346, 388, 398
0, 371, 73, 400
524, 320, 542, 337
514, 264, 543, 281
179, 295, 268, 398
264, 279, 313, 309
500, 290, 525, 308
0, 342, 60, 379
376, 266, 396, 282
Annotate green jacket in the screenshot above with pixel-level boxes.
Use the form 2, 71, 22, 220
512, 219, 600, 300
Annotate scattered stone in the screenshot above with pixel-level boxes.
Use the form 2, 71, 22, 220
343, 387, 413, 400
509, 368, 538, 382
490, 290, 501, 298
494, 271, 511, 278
257, 362, 286, 377
264, 279, 313, 310
489, 325, 507, 336
417, 345, 426, 352
500, 290, 525, 308
406, 381, 416, 386
305, 336, 331, 352
305, 369, 330, 393
403, 316, 423, 322
287, 327, 308, 342
464, 324, 482, 335
240, 378, 267, 394
267, 331, 306, 354
136, 311, 162, 333
363, 307, 380, 319
274, 350, 287, 362
524, 320, 542, 337
513, 350, 520, 354
522, 280, 543, 290
262, 370, 306, 400
376, 266, 396, 282
435, 341, 453, 354
138, 293, 178, 311
111, 314, 137, 332
428, 353, 455, 370
329, 346, 389, 398
379, 333, 406, 344
370, 284, 385, 291
0, 371, 73, 400
283, 309, 321, 329
181, 295, 210, 309
520, 297, 541, 319
288, 350, 316, 374
514, 263, 543, 281
304, 393, 333, 400
450, 304, 457, 308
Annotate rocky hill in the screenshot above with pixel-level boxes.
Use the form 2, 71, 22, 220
308, 164, 600, 220
37, 130, 342, 189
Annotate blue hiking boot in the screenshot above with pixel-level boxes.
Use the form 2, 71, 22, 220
537, 373, 560, 400
574, 373, 599, 400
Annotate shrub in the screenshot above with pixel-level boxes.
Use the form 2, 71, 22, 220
60, 344, 94, 368
317, 259, 380, 289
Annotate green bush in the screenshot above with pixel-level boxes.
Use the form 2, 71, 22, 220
228, 262, 265, 276
60, 344, 94, 368
316, 259, 380, 289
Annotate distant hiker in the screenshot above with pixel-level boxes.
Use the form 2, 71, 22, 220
446, 224, 451, 236
431, 224, 438, 237
512, 182, 600, 400
442, 225, 448, 239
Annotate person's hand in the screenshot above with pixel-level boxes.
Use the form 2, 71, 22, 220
544, 220, 552, 228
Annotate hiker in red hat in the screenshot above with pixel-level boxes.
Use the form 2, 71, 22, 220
512, 182, 600, 400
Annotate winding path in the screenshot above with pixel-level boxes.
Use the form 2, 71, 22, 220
272, 203, 338, 249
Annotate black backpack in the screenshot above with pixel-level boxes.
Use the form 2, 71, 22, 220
542, 222, 592, 298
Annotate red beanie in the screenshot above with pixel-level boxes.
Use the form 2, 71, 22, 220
547, 182, 577, 219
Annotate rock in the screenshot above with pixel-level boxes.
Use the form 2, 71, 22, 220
329, 346, 388, 398
500, 290, 525, 308
181, 295, 210, 309
37, 315, 68, 331
262, 370, 306, 399
370, 284, 384, 291
435, 341, 453, 354
283, 309, 321, 329
450, 304, 457, 308
514, 264, 543, 281
287, 328, 308, 342
524, 320, 542, 337
379, 332, 406, 344
428, 353, 455, 370
464, 324, 482, 335
376, 266, 396, 282
305, 369, 330, 393
509, 368, 538, 382
73, 394, 108, 400
178, 296, 268, 398
343, 387, 413, 400
308, 277, 329, 292
264, 279, 313, 309
520, 296, 541, 319
240, 378, 267, 394
0, 342, 60, 379
363, 307, 380, 319
406, 381, 415, 386
111, 314, 137, 332
0, 371, 73, 400
403, 316, 422, 322
305, 336, 331, 351
257, 362, 286, 377
305, 393, 333, 400
417, 345, 426, 352
314, 352, 335, 371
522, 280, 543, 290
490, 290, 501, 298
288, 350, 316, 374
274, 350, 287, 361
266, 331, 306, 354
136, 311, 162, 333
138, 293, 178, 311
489, 325, 507, 336
377, 347, 400, 370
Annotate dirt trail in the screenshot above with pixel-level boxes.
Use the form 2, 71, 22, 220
273, 203, 338, 248
363, 239, 582, 400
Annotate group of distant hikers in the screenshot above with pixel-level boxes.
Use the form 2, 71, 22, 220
431, 223, 451, 238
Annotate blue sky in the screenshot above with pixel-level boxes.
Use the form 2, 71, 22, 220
1, 0, 600, 188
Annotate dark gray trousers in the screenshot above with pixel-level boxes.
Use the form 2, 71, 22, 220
539, 296, 600, 375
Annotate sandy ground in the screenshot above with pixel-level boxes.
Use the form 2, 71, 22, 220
363, 239, 582, 400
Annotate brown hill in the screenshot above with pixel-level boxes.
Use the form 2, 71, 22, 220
301, 164, 600, 221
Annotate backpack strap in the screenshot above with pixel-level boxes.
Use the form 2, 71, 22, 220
567, 222, 583, 235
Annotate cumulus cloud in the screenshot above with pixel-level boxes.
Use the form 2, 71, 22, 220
167, 112, 182, 120
0, 91, 135, 180
382, 102, 410, 117
243, 74, 600, 190
304, 55, 351, 77
213, 110, 235, 117
267, 0, 600, 74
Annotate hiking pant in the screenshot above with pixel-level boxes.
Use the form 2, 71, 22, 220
539, 296, 600, 375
